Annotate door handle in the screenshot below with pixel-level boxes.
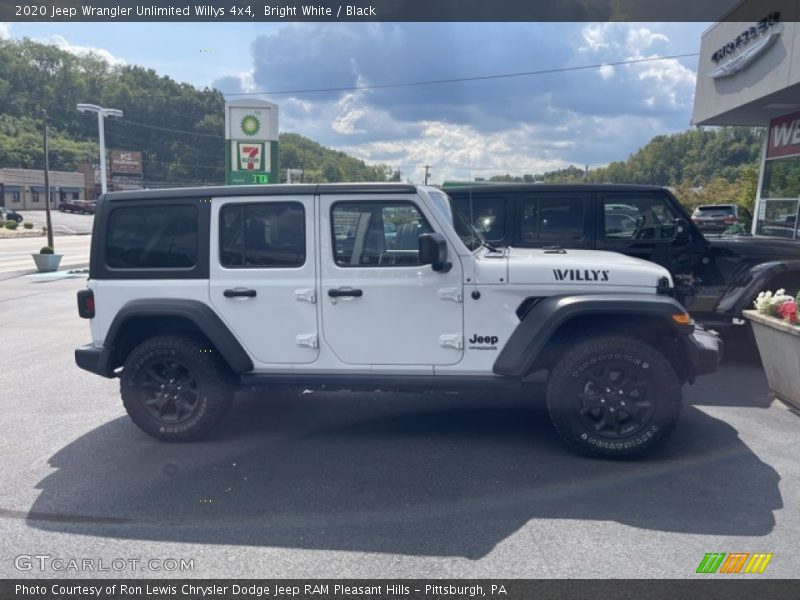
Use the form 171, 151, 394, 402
328, 288, 363, 298
224, 288, 257, 298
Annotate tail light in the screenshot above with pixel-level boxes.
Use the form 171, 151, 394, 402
77, 289, 95, 319
724, 216, 737, 224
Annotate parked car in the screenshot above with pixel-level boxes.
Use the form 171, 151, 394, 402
0, 207, 23, 223
445, 184, 800, 333
74, 183, 720, 457
691, 204, 752, 233
59, 199, 96, 214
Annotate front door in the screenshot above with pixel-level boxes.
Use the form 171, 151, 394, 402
319, 194, 464, 366
209, 195, 319, 364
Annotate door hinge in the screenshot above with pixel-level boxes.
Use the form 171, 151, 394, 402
296, 334, 319, 349
294, 288, 316, 304
438, 287, 463, 302
439, 334, 463, 350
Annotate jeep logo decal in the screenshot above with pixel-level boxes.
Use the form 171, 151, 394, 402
553, 268, 610, 282
468, 334, 499, 351
469, 334, 499, 345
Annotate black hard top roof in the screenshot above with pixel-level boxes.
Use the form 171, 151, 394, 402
444, 183, 667, 194
101, 182, 418, 202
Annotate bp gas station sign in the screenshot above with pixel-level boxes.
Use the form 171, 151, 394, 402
225, 99, 279, 185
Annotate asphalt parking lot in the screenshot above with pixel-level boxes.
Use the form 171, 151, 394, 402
0, 273, 798, 578
11, 209, 95, 235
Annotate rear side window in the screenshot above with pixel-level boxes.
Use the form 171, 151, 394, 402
521, 196, 586, 241
106, 205, 197, 269
220, 202, 305, 268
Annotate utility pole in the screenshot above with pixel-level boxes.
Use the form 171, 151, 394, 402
42, 110, 54, 250
423, 165, 431, 185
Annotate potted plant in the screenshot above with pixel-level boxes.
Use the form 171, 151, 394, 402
744, 288, 800, 408
31, 245, 63, 272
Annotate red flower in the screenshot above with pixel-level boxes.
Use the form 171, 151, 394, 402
778, 300, 798, 324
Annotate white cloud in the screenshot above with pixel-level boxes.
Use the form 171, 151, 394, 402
0, 23, 10, 40
577, 23, 697, 111
42, 34, 126, 67
598, 64, 615, 79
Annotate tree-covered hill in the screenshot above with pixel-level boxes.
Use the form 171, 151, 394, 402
488, 127, 764, 210
0, 38, 395, 185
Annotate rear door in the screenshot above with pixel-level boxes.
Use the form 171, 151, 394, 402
209, 195, 319, 364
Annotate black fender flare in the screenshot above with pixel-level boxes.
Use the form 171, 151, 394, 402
493, 293, 693, 377
715, 259, 800, 316
104, 299, 254, 374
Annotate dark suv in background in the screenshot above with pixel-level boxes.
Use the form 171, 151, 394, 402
691, 204, 752, 233
445, 183, 800, 332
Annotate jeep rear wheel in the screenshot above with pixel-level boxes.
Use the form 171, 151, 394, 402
546, 336, 682, 458
120, 335, 233, 442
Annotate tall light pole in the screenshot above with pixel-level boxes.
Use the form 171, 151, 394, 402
77, 103, 123, 195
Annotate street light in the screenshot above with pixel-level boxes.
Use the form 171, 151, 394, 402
77, 103, 123, 195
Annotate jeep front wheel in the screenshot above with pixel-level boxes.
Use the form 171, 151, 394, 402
545, 336, 682, 458
120, 335, 233, 442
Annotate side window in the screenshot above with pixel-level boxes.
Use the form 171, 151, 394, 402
450, 196, 506, 242
332, 201, 432, 267
106, 205, 197, 269
521, 196, 586, 241
220, 202, 305, 268
603, 195, 678, 240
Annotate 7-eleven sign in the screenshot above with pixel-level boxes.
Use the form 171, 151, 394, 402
237, 142, 264, 171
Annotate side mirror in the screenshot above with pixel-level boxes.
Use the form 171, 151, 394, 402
419, 232, 451, 272
674, 218, 691, 242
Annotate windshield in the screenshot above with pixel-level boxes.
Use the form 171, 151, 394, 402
427, 189, 484, 251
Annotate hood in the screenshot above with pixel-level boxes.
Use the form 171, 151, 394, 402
707, 234, 800, 258
505, 247, 671, 289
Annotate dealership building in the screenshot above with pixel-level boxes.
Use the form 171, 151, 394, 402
693, 2, 800, 239
0, 168, 85, 211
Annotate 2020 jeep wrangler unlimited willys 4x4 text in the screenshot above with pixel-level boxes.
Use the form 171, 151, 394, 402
75, 183, 721, 458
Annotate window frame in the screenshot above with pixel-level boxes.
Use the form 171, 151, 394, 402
330, 199, 433, 268
91, 197, 210, 280
598, 192, 680, 243
218, 201, 307, 269
516, 193, 591, 247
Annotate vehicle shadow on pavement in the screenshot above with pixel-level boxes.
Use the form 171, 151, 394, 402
27, 389, 781, 559
686, 335, 774, 408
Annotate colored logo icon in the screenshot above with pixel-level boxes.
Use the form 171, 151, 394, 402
240, 114, 260, 136
697, 553, 773, 574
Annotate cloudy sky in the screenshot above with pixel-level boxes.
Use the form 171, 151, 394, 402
2, 21, 708, 183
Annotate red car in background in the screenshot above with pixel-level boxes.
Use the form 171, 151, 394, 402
58, 199, 96, 215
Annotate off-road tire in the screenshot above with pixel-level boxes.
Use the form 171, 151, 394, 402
546, 335, 682, 458
121, 334, 233, 442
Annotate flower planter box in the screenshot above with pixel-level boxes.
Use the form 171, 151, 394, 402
744, 309, 800, 409
31, 253, 63, 273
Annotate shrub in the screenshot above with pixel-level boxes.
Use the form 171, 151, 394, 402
23, 221, 33, 229
40, 246, 54, 254
5, 220, 18, 230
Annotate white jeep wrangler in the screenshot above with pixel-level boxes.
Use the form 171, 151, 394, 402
75, 183, 720, 457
